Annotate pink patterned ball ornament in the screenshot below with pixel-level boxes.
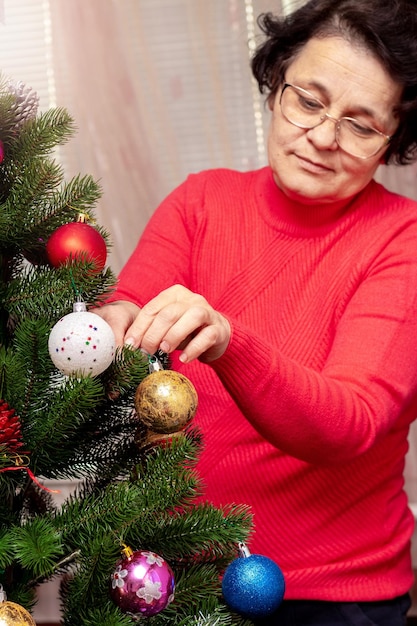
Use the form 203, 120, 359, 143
48, 302, 115, 376
110, 549, 175, 618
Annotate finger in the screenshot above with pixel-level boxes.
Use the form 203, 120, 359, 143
113, 325, 130, 348
123, 299, 167, 348
123, 287, 208, 350
91, 303, 136, 348
180, 315, 231, 363
124, 301, 182, 352
154, 306, 211, 355
178, 324, 222, 363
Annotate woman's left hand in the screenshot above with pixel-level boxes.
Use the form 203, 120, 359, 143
123, 284, 231, 364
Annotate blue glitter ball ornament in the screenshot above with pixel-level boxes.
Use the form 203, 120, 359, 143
222, 544, 285, 619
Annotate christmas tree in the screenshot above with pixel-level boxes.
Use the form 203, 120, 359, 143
0, 77, 253, 626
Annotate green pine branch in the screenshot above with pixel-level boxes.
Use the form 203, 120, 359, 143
0, 79, 254, 625
7, 108, 76, 161
0, 159, 65, 247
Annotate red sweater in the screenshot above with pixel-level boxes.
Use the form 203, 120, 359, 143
109, 167, 417, 601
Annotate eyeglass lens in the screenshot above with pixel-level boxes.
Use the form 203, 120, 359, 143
280, 85, 388, 159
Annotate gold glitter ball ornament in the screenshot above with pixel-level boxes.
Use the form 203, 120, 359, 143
0, 601, 36, 625
134, 370, 198, 434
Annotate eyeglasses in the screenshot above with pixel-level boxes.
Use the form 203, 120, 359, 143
279, 83, 392, 159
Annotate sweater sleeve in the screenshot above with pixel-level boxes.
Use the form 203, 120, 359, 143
107, 178, 197, 306
110, 172, 417, 467
211, 224, 417, 465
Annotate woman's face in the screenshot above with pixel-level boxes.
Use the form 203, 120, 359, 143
267, 36, 403, 207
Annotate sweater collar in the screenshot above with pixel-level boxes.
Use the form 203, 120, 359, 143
256, 166, 376, 237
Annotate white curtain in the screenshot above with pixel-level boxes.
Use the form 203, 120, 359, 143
46, 0, 275, 272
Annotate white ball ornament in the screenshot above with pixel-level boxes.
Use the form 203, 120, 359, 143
48, 301, 116, 376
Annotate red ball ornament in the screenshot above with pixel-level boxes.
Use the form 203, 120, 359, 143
110, 549, 175, 618
46, 221, 107, 270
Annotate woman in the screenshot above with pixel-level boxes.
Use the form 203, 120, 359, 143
95, 1, 417, 623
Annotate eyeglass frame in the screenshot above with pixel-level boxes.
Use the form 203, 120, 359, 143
279, 82, 392, 160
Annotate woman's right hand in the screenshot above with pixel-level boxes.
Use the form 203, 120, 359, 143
92, 300, 141, 347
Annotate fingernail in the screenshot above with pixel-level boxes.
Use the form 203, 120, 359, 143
124, 337, 135, 347
179, 352, 188, 363
160, 341, 170, 353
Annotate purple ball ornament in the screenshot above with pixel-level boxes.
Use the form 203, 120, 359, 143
222, 543, 285, 619
110, 546, 175, 618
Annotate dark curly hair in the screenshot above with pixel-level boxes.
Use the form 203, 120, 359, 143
251, 0, 417, 165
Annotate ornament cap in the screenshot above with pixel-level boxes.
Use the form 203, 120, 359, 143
148, 354, 163, 373
238, 542, 251, 558
122, 544, 134, 559
73, 300, 87, 313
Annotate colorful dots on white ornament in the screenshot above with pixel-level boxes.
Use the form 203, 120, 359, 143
48, 302, 115, 377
